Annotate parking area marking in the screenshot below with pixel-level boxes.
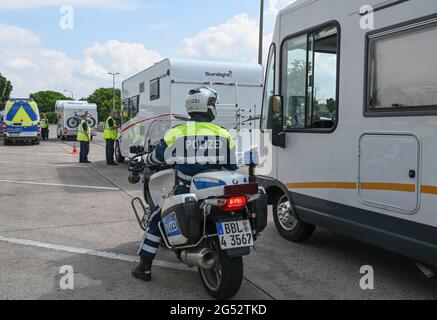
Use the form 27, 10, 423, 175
0, 179, 119, 191
0, 151, 73, 157
0, 235, 193, 272
0, 161, 87, 168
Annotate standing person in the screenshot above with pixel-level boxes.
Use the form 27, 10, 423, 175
76, 112, 91, 164
40, 113, 49, 141
103, 111, 120, 166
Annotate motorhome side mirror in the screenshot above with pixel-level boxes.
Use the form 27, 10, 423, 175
270, 95, 286, 149
130, 145, 144, 154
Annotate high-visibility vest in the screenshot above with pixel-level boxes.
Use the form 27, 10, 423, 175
77, 120, 91, 142
40, 118, 48, 129
103, 116, 118, 140
164, 121, 235, 149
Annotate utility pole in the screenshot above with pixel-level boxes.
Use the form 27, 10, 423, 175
64, 90, 74, 100
258, 0, 264, 65
108, 72, 119, 112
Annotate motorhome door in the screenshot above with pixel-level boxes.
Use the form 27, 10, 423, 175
358, 133, 421, 215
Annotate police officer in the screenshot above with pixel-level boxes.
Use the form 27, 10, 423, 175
77, 111, 92, 164
131, 87, 237, 282
103, 111, 120, 166
40, 113, 49, 141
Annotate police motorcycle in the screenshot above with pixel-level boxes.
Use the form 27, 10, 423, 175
128, 142, 268, 300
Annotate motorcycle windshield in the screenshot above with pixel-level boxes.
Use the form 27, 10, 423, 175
144, 116, 188, 152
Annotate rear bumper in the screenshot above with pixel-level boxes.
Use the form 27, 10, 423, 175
4, 133, 39, 139
4, 130, 40, 141
5, 137, 40, 142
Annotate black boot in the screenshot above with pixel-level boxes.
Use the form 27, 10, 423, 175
131, 258, 152, 282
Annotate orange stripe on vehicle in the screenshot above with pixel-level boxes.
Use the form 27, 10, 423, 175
360, 183, 416, 193
421, 185, 437, 195
286, 182, 356, 190
286, 181, 437, 195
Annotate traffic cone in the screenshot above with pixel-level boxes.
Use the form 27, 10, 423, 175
72, 144, 78, 155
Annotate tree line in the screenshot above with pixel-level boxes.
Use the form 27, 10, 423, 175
0, 71, 121, 123
0, 72, 13, 111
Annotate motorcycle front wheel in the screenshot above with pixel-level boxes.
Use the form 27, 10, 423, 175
199, 241, 243, 300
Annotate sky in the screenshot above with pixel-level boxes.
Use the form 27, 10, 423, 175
0, 0, 296, 99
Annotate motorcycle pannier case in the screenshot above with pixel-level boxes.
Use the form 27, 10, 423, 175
161, 194, 202, 246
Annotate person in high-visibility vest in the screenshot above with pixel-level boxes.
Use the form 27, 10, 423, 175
77, 111, 92, 164
40, 113, 49, 141
103, 110, 120, 166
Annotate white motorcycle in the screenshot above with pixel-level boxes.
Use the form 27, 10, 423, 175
128, 146, 268, 300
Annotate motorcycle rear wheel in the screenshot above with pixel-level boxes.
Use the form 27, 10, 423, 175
199, 241, 243, 300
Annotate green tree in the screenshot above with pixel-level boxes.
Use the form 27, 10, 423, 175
0, 73, 13, 110
46, 111, 57, 124
326, 98, 336, 114
29, 91, 71, 113
86, 88, 121, 122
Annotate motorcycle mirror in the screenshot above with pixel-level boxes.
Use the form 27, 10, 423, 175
243, 148, 260, 167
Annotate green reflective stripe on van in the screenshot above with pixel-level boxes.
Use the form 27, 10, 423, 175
164, 122, 235, 149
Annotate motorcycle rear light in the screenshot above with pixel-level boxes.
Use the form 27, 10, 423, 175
222, 196, 248, 212
224, 183, 258, 197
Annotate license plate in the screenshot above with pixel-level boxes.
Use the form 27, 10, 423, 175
217, 220, 254, 250
8, 127, 22, 134
162, 213, 182, 237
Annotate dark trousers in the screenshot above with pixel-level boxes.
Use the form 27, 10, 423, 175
41, 128, 49, 140
80, 141, 90, 163
106, 139, 115, 164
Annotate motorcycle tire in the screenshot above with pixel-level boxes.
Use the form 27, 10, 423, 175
199, 244, 243, 300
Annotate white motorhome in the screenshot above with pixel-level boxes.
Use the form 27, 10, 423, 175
258, 0, 437, 266
116, 59, 263, 162
55, 100, 98, 140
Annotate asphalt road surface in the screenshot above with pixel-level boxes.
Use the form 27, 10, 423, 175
0, 128, 436, 300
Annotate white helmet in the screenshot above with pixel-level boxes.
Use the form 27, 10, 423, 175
185, 87, 218, 121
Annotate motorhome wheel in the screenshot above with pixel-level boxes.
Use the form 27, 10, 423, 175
273, 194, 316, 243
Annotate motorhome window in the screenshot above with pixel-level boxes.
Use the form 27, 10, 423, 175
261, 44, 276, 131
129, 96, 139, 118
367, 20, 437, 113
139, 82, 145, 94
122, 99, 130, 122
150, 78, 160, 101
283, 25, 338, 130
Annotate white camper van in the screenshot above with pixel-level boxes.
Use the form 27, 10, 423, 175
258, 0, 437, 267
55, 100, 98, 140
116, 59, 263, 163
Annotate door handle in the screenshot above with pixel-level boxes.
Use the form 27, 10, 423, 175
409, 170, 416, 179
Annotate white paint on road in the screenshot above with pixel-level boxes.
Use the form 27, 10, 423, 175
0, 235, 194, 272
0, 161, 87, 168
0, 179, 119, 191
0, 151, 74, 157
